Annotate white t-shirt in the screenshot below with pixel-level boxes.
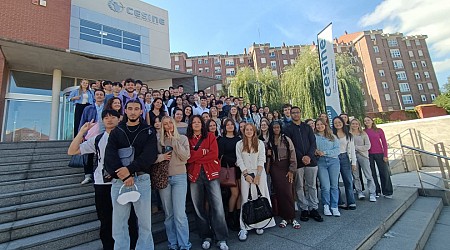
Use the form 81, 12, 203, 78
81, 92, 88, 104
80, 132, 110, 185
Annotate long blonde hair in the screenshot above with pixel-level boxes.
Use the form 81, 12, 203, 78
160, 116, 181, 146
315, 118, 335, 141
242, 123, 259, 153
350, 118, 366, 135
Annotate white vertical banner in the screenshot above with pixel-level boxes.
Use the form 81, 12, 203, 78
317, 23, 341, 126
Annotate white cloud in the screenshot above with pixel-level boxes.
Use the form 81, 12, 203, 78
359, 0, 450, 81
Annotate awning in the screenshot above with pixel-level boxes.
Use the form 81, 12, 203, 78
0, 38, 220, 91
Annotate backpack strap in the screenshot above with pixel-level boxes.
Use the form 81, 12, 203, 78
94, 132, 105, 162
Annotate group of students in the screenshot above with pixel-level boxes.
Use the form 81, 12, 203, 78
68, 78, 393, 250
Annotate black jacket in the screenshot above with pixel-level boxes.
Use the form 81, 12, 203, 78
104, 122, 157, 179
284, 122, 317, 168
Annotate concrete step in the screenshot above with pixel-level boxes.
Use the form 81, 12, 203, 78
0, 167, 83, 182
0, 221, 99, 250
0, 183, 93, 208
0, 153, 71, 164
372, 196, 443, 250
0, 146, 69, 157
0, 173, 84, 194
0, 141, 71, 150
0, 206, 97, 243
424, 206, 450, 250
0, 193, 94, 224
0, 159, 78, 172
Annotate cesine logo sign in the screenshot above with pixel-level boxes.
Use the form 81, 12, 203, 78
108, 0, 124, 13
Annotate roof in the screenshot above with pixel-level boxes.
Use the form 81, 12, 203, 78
337, 32, 365, 44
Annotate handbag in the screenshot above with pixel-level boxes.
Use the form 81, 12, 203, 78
68, 154, 88, 168
242, 184, 273, 228
150, 160, 169, 189
219, 157, 237, 187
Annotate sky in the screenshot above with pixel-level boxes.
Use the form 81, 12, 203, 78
146, 0, 450, 87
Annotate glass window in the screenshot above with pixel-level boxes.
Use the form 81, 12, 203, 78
418, 50, 423, 56
402, 95, 414, 104
80, 19, 101, 30
390, 49, 401, 58
421, 95, 427, 102
379, 70, 385, 76
388, 39, 398, 47
80, 34, 101, 44
396, 72, 407, 80
373, 46, 379, 53
104, 33, 122, 42
427, 82, 434, 89
418, 83, 423, 90
382, 82, 389, 89
2, 100, 51, 142
123, 38, 140, 47
123, 44, 140, 52
123, 31, 140, 41
103, 25, 122, 36
103, 39, 121, 49
411, 61, 417, 68
80, 27, 101, 37
399, 83, 410, 92
431, 94, 436, 100
385, 94, 391, 101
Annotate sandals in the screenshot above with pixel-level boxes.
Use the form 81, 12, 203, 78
279, 220, 288, 228
292, 219, 301, 229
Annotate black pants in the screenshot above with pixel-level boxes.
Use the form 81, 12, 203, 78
94, 184, 138, 250
369, 153, 393, 196
84, 153, 94, 176
74, 103, 90, 136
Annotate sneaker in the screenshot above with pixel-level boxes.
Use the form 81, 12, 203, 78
331, 207, 341, 217
348, 204, 356, 210
217, 241, 229, 250
256, 229, 264, 235
323, 205, 332, 216
238, 230, 248, 241
338, 204, 347, 209
358, 192, 366, 200
309, 209, 324, 222
80, 176, 92, 184
369, 195, 377, 202
384, 195, 393, 199
376, 193, 381, 198
300, 210, 309, 221
201, 238, 211, 249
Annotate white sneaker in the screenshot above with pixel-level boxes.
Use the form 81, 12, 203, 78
331, 207, 341, 217
323, 205, 332, 216
238, 229, 248, 241
358, 192, 366, 200
384, 195, 393, 199
217, 241, 229, 250
201, 238, 211, 249
256, 229, 264, 235
80, 176, 92, 184
369, 195, 377, 202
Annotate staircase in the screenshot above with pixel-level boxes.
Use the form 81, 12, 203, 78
0, 141, 193, 250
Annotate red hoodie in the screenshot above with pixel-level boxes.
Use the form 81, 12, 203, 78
187, 132, 220, 182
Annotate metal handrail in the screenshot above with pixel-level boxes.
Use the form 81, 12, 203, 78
386, 128, 412, 142
400, 144, 450, 190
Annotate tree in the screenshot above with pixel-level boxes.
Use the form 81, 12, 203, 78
434, 81, 450, 113
229, 67, 283, 109
281, 49, 365, 119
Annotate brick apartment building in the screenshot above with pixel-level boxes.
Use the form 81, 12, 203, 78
171, 29, 440, 113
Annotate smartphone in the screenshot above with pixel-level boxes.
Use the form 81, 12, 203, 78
248, 173, 255, 178
164, 146, 173, 154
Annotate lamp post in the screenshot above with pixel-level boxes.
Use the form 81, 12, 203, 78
258, 82, 263, 108
395, 90, 403, 110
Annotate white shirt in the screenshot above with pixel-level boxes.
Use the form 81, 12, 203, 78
338, 136, 357, 165
193, 106, 210, 116
235, 140, 266, 173
80, 132, 110, 185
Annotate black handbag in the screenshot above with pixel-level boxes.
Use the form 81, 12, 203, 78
68, 154, 88, 168
242, 184, 273, 228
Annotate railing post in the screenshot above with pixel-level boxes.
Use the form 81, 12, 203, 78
410, 128, 422, 169
417, 130, 424, 150
399, 135, 409, 172
435, 143, 449, 189
439, 143, 450, 180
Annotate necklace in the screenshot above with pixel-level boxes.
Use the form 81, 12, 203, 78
126, 123, 140, 133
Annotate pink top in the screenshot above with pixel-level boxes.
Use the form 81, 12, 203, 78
365, 128, 388, 157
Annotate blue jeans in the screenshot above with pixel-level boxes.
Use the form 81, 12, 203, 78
159, 174, 191, 250
317, 157, 340, 208
111, 174, 154, 250
190, 169, 228, 241
338, 153, 356, 206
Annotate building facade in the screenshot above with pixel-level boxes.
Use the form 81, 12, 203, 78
0, 0, 216, 142
171, 30, 440, 113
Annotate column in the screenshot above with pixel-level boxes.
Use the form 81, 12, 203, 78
50, 69, 62, 140
194, 75, 198, 92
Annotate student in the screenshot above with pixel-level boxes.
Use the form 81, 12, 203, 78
284, 107, 322, 222
193, 96, 210, 116
218, 119, 241, 231
183, 106, 193, 123
186, 115, 229, 250
155, 116, 192, 250
105, 97, 123, 122
68, 79, 94, 137
206, 119, 220, 138
315, 118, 341, 217
104, 100, 158, 249
241, 107, 254, 124
281, 104, 292, 128
103, 81, 113, 96
350, 118, 376, 202
146, 97, 167, 127
332, 116, 357, 210
118, 78, 145, 115
173, 108, 188, 135
267, 121, 299, 229
364, 116, 393, 198
236, 123, 276, 241
105, 82, 122, 102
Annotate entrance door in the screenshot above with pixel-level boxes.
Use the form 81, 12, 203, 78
59, 86, 78, 140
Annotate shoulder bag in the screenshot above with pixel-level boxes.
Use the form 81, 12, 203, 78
242, 184, 273, 228
219, 156, 237, 187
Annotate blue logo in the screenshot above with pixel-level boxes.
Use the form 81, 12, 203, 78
108, 0, 124, 13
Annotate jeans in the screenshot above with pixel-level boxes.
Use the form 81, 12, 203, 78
159, 174, 192, 249
338, 153, 356, 206
369, 153, 393, 196
354, 154, 376, 196
111, 174, 154, 250
295, 166, 319, 210
317, 157, 340, 208
190, 169, 228, 241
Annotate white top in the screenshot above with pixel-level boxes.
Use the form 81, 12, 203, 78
80, 132, 110, 185
81, 92, 88, 104
193, 106, 210, 116
338, 135, 357, 165
235, 140, 266, 173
